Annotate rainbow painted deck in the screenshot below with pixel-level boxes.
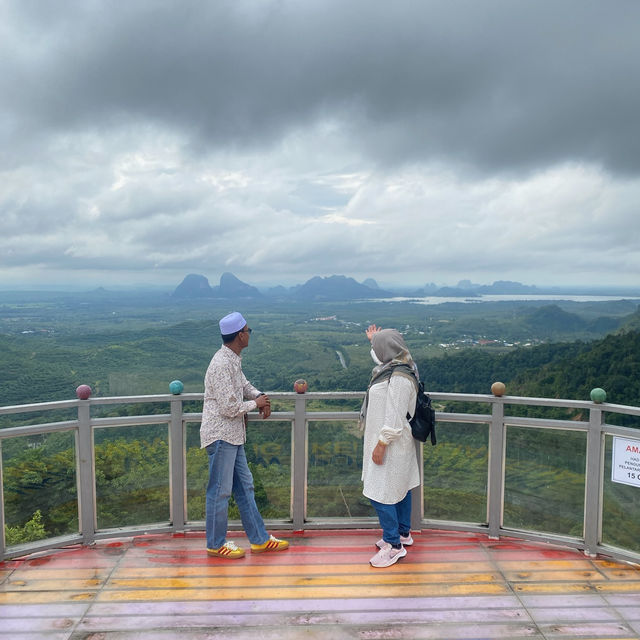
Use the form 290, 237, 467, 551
1, 530, 640, 638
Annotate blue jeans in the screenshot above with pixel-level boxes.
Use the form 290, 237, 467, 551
205, 440, 269, 549
370, 491, 412, 546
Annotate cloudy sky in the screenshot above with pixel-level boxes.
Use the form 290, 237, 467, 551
2, 0, 640, 291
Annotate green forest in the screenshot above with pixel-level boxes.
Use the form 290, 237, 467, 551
2, 291, 640, 552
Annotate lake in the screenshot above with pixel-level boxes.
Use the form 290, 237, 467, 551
381, 294, 640, 305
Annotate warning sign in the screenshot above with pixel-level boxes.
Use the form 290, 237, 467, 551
612, 437, 640, 488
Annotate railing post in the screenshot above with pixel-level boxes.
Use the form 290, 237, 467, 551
76, 401, 96, 545
584, 406, 604, 556
169, 397, 186, 533
291, 394, 307, 530
487, 399, 505, 539
411, 440, 423, 530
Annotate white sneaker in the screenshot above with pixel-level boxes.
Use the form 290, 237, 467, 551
376, 533, 413, 549
370, 542, 407, 568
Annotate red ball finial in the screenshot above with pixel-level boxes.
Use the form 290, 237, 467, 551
76, 384, 92, 400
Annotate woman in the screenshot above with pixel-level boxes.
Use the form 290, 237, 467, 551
361, 324, 420, 568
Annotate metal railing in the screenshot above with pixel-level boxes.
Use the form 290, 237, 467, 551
2, 389, 640, 563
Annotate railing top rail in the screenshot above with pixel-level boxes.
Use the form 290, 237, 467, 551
595, 402, 640, 418
0, 399, 81, 415
85, 394, 192, 405
2, 391, 639, 415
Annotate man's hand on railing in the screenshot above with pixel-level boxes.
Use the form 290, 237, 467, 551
256, 393, 271, 419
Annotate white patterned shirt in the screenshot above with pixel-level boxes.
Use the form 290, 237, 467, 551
200, 345, 261, 448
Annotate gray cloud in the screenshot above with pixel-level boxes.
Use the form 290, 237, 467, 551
1, 0, 640, 289
4, 1, 640, 173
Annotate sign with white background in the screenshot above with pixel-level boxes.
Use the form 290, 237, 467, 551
612, 437, 640, 487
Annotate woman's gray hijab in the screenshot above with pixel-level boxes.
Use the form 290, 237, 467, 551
370, 329, 416, 379
359, 329, 418, 429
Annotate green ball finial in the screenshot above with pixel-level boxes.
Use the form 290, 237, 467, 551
169, 380, 184, 395
590, 387, 606, 403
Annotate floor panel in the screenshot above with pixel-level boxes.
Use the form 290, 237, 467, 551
1, 529, 640, 639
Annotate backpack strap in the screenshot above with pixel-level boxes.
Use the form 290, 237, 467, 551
390, 364, 419, 393
390, 364, 420, 421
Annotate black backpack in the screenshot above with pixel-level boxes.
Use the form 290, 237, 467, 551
408, 378, 437, 445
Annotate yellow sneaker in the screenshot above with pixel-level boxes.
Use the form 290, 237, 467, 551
207, 540, 245, 559
250, 535, 289, 553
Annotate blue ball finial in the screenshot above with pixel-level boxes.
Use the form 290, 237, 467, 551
169, 380, 184, 395
590, 388, 606, 403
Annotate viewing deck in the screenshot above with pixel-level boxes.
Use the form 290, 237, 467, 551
3, 528, 640, 639
2, 388, 640, 637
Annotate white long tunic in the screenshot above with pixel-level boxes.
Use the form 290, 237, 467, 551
361, 374, 420, 504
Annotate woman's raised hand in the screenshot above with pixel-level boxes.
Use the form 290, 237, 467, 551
366, 324, 382, 342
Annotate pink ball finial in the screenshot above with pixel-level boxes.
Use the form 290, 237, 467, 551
76, 384, 92, 400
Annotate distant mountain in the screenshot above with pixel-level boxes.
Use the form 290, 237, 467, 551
291, 275, 394, 301
520, 303, 621, 335
524, 304, 586, 332
172, 274, 215, 298
265, 285, 290, 298
172, 273, 262, 299
524, 304, 635, 337
171, 273, 557, 302
409, 282, 439, 296
218, 272, 262, 298
478, 280, 540, 294
457, 279, 481, 290
619, 305, 640, 332
409, 279, 540, 297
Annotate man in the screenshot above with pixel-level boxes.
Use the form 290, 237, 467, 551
200, 311, 289, 558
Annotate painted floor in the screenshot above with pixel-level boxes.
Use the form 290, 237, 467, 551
1, 529, 640, 639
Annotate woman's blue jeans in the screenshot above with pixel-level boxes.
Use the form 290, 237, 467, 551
370, 491, 412, 546
205, 440, 269, 549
